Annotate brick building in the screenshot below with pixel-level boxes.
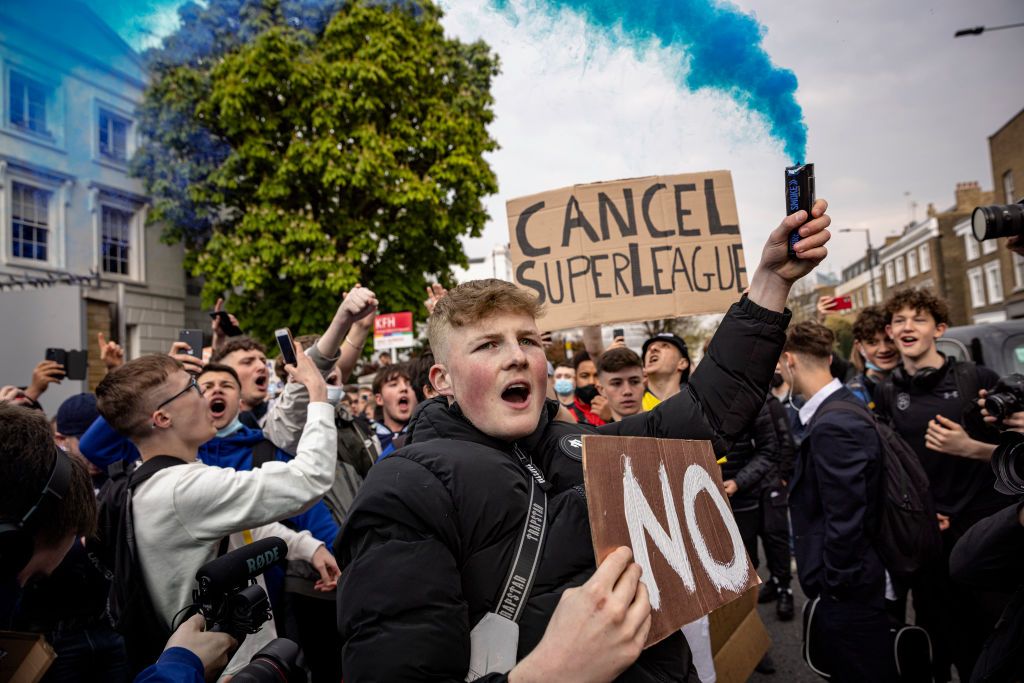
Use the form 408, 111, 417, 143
834, 248, 881, 313
986, 108, 1024, 320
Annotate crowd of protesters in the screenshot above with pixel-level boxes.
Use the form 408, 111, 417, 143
1, 196, 1023, 683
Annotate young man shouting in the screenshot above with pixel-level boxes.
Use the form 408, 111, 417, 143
210, 337, 270, 428
94, 347, 339, 675
641, 333, 691, 410
335, 200, 831, 681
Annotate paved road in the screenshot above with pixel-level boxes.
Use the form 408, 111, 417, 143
748, 562, 817, 683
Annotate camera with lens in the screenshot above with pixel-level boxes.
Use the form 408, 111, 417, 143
972, 199, 1024, 242
190, 538, 285, 644
232, 638, 305, 683
983, 374, 1024, 423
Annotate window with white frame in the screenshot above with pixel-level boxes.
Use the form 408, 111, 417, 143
8, 71, 50, 136
1014, 253, 1024, 290
965, 233, 981, 260
1005, 171, 1016, 204
982, 238, 998, 256
11, 182, 52, 262
895, 256, 906, 282
98, 109, 130, 162
968, 267, 985, 309
919, 244, 931, 271
985, 260, 1004, 303
885, 261, 895, 286
101, 206, 133, 275
907, 250, 918, 278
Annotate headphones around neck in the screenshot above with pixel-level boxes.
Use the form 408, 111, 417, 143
0, 448, 73, 578
891, 363, 944, 392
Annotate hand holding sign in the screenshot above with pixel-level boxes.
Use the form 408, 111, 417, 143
509, 547, 651, 683
582, 435, 758, 646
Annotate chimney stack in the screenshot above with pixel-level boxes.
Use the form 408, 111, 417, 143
955, 181, 983, 213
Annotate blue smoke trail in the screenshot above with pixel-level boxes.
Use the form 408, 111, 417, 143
491, 0, 808, 162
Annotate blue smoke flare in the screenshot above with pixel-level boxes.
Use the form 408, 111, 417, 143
491, 0, 808, 162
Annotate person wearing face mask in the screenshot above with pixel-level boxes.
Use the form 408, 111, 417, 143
570, 351, 607, 426
552, 361, 576, 411
846, 306, 899, 410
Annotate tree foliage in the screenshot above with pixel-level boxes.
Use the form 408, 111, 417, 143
133, 0, 499, 340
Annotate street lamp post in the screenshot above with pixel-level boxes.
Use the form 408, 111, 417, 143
840, 228, 876, 305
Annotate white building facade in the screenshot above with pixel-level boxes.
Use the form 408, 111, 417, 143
0, 0, 188, 408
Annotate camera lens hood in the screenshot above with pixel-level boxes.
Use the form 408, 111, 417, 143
992, 429, 1024, 496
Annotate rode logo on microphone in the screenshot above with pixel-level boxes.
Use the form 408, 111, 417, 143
245, 546, 281, 574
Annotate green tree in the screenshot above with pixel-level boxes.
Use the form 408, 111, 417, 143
824, 315, 854, 361
133, 0, 499, 340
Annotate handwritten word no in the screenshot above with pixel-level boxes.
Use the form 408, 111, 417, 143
622, 456, 747, 609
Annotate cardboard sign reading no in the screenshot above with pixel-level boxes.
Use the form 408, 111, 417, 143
506, 171, 748, 331
582, 435, 759, 646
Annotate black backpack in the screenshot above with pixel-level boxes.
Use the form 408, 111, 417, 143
94, 456, 188, 675
815, 400, 943, 579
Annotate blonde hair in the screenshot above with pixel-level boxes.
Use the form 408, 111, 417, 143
427, 279, 543, 361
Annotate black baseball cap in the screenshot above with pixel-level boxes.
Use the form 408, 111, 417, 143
642, 333, 690, 364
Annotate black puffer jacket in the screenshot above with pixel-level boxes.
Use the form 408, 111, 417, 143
335, 296, 790, 682
720, 399, 782, 511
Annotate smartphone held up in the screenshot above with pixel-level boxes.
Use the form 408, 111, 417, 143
275, 328, 298, 367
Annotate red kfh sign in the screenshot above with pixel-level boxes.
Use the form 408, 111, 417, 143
374, 312, 414, 350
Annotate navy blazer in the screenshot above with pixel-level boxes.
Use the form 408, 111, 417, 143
789, 386, 886, 606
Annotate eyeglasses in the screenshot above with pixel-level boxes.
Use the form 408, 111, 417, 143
155, 376, 202, 412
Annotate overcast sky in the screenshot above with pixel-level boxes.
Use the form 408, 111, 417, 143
440, 0, 1023, 276
112, 0, 1024, 278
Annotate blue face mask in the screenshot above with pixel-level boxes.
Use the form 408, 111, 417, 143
216, 416, 243, 438
554, 378, 574, 396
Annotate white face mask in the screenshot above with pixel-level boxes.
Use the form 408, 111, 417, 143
326, 385, 345, 406
216, 416, 243, 438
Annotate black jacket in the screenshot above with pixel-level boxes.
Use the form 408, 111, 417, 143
721, 399, 782, 511
334, 296, 790, 682
949, 502, 1024, 683
789, 387, 886, 606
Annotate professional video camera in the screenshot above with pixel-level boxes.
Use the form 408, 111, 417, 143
972, 199, 1024, 242
986, 374, 1024, 496
232, 638, 305, 683
191, 537, 286, 644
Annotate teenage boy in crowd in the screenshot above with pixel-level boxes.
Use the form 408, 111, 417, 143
210, 337, 271, 428
94, 347, 340, 676
782, 321, 894, 682
594, 348, 644, 422
1, 403, 97, 623
641, 333, 690, 410
846, 305, 899, 409
874, 287, 1011, 682
570, 351, 607, 426
334, 200, 831, 681
370, 364, 417, 456
552, 361, 577, 412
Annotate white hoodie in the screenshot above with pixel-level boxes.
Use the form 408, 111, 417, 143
131, 402, 337, 674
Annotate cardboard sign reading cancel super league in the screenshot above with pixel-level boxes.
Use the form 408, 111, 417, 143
507, 171, 747, 331
582, 435, 759, 647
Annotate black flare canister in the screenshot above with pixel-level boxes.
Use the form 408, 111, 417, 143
785, 163, 815, 258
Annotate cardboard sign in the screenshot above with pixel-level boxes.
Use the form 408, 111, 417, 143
373, 312, 414, 351
582, 435, 759, 646
0, 631, 56, 683
507, 171, 747, 331
709, 588, 771, 683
